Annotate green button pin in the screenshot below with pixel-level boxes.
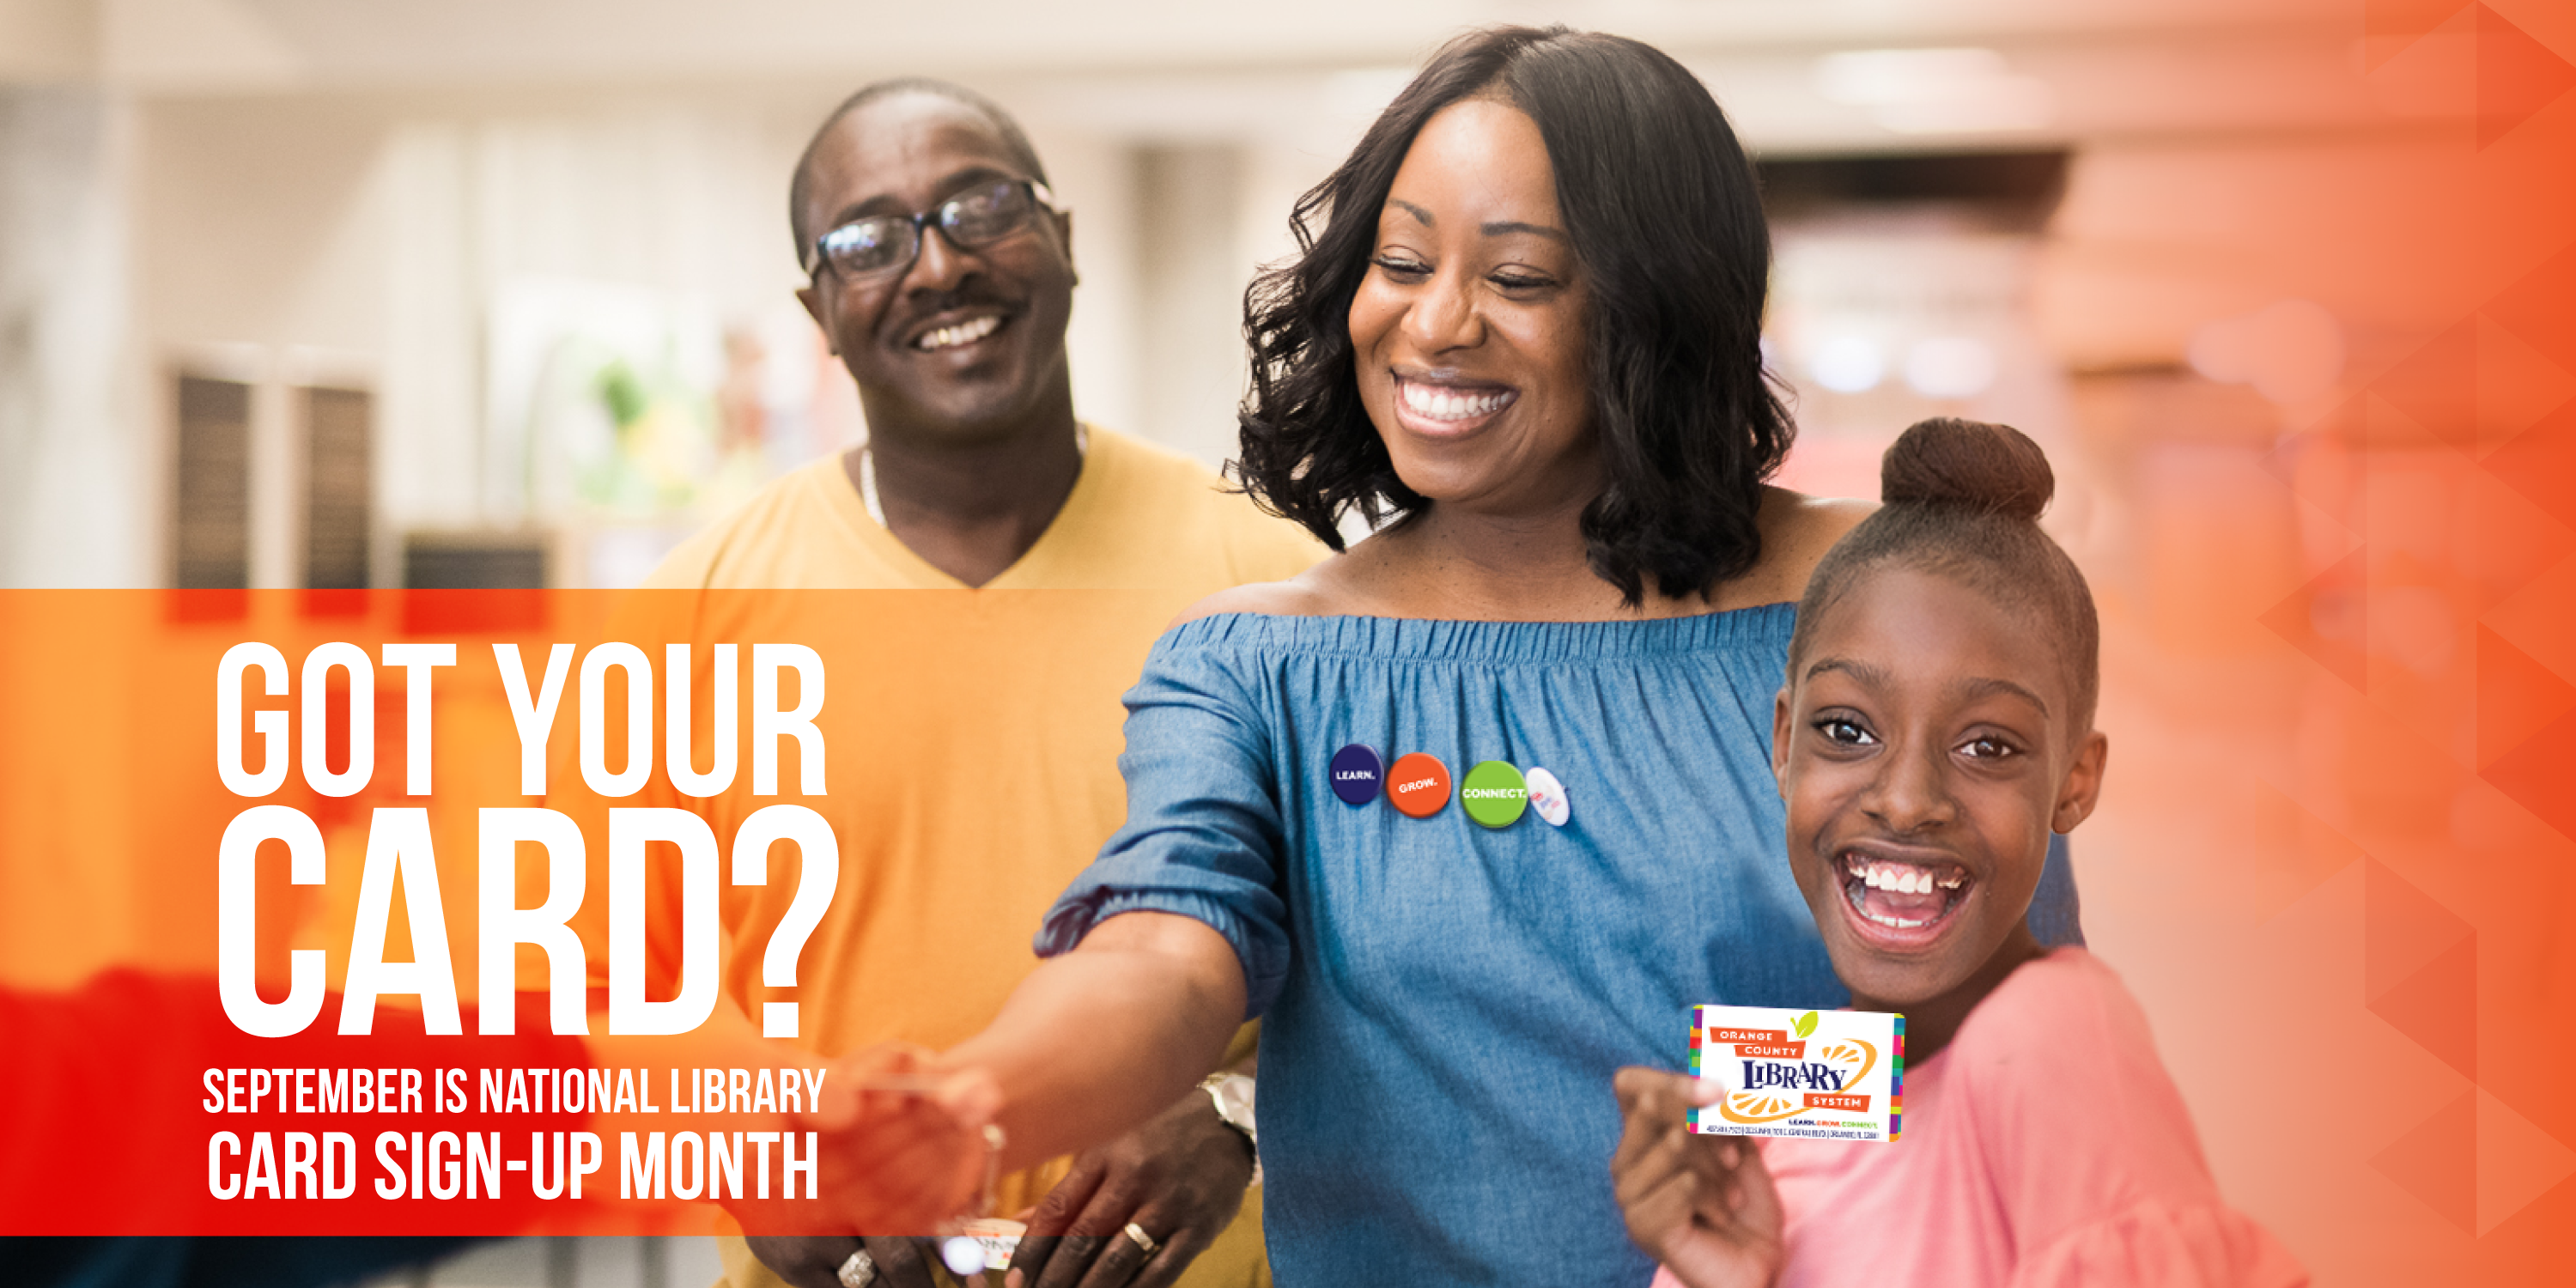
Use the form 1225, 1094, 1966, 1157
1460, 760, 1529, 829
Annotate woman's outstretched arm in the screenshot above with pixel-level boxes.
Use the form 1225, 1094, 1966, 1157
939, 910, 1249, 1175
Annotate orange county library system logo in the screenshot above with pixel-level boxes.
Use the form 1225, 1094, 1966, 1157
1687, 1005, 1905, 1144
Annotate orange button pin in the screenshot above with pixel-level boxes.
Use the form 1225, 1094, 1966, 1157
1386, 752, 1452, 818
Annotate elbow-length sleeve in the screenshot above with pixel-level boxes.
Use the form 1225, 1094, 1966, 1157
1032, 623, 1294, 1017
2010, 1200, 2307, 1288
1971, 952, 2308, 1288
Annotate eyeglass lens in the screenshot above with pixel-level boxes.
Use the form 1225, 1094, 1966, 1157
818, 181, 1037, 278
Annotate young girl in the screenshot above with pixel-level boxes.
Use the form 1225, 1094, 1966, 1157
1613, 419, 2306, 1287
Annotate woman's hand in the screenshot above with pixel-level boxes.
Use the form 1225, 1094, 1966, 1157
734, 1043, 1001, 1241
1611, 1068, 1783, 1288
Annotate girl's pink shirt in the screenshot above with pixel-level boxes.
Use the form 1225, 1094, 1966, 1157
1655, 948, 2307, 1288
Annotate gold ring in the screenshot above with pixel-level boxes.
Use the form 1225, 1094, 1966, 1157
1122, 1221, 1158, 1255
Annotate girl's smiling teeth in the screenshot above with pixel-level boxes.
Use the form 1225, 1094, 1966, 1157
916, 314, 1003, 351
1397, 376, 1516, 422
1839, 853, 1971, 931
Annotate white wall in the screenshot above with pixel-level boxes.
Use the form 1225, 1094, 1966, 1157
0, 86, 143, 586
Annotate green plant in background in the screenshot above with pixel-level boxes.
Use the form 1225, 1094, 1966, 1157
578, 351, 717, 515
598, 358, 651, 428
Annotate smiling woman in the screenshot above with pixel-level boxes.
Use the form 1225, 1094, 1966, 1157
904, 27, 2084, 1288
1236, 27, 1787, 609
1346, 99, 1599, 526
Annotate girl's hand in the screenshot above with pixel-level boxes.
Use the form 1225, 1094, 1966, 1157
1612, 1068, 1784, 1288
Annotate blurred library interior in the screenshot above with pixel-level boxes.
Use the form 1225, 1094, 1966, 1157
1, 0, 2418, 595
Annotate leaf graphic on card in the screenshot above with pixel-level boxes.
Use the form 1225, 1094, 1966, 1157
1792, 1011, 1818, 1040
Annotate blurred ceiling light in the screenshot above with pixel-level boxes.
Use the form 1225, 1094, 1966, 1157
1814, 47, 2055, 135
1809, 335, 1886, 393
2187, 300, 2344, 404
1816, 48, 2008, 106
1904, 337, 1999, 398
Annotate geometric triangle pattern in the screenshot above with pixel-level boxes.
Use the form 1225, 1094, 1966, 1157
2260, 546, 2370, 690
2369, 0, 2474, 52
2476, 3, 2576, 149
2475, 624, 2576, 769
2368, 933, 2478, 1083
2373, 319, 2480, 455
2364, 860, 2479, 1001
2372, 1089, 2478, 1233
2287, 2, 2576, 1265
2365, 861, 2478, 1082
2476, 1089, 2576, 1236
2479, 700, 2576, 845
2483, 240, 2576, 378
2458, 470, 2576, 619
2251, 782, 2372, 922
2474, 318, 2576, 456
2261, 412, 2366, 536
2482, 396, 2576, 535
2364, 313, 2576, 461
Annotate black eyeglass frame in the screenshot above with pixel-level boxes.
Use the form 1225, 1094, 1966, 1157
803, 178, 1061, 281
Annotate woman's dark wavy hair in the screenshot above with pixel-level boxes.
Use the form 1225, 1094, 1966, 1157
1233, 25, 1792, 604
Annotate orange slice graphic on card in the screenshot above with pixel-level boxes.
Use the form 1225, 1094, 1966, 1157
1716, 1090, 1805, 1124
1814, 1037, 1878, 1093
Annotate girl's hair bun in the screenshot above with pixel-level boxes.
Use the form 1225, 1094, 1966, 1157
1879, 417, 2053, 522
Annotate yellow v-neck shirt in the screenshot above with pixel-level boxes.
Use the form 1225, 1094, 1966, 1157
646, 426, 1321, 592
605, 428, 1313, 1267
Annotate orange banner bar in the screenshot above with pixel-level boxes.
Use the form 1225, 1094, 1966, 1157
1707, 1028, 1789, 1045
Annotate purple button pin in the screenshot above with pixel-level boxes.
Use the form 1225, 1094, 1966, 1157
1329, 744, 1384, 805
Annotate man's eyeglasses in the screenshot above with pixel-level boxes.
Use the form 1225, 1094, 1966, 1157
805, 179, 1059, 281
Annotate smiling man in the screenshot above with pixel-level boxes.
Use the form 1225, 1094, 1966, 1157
635, 80, 1320, 1288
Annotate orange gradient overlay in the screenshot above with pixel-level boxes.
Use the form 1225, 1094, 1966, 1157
2017, 2, 2576, 1284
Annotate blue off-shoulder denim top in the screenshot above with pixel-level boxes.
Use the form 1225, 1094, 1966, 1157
1038, 606, 2082, 1288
